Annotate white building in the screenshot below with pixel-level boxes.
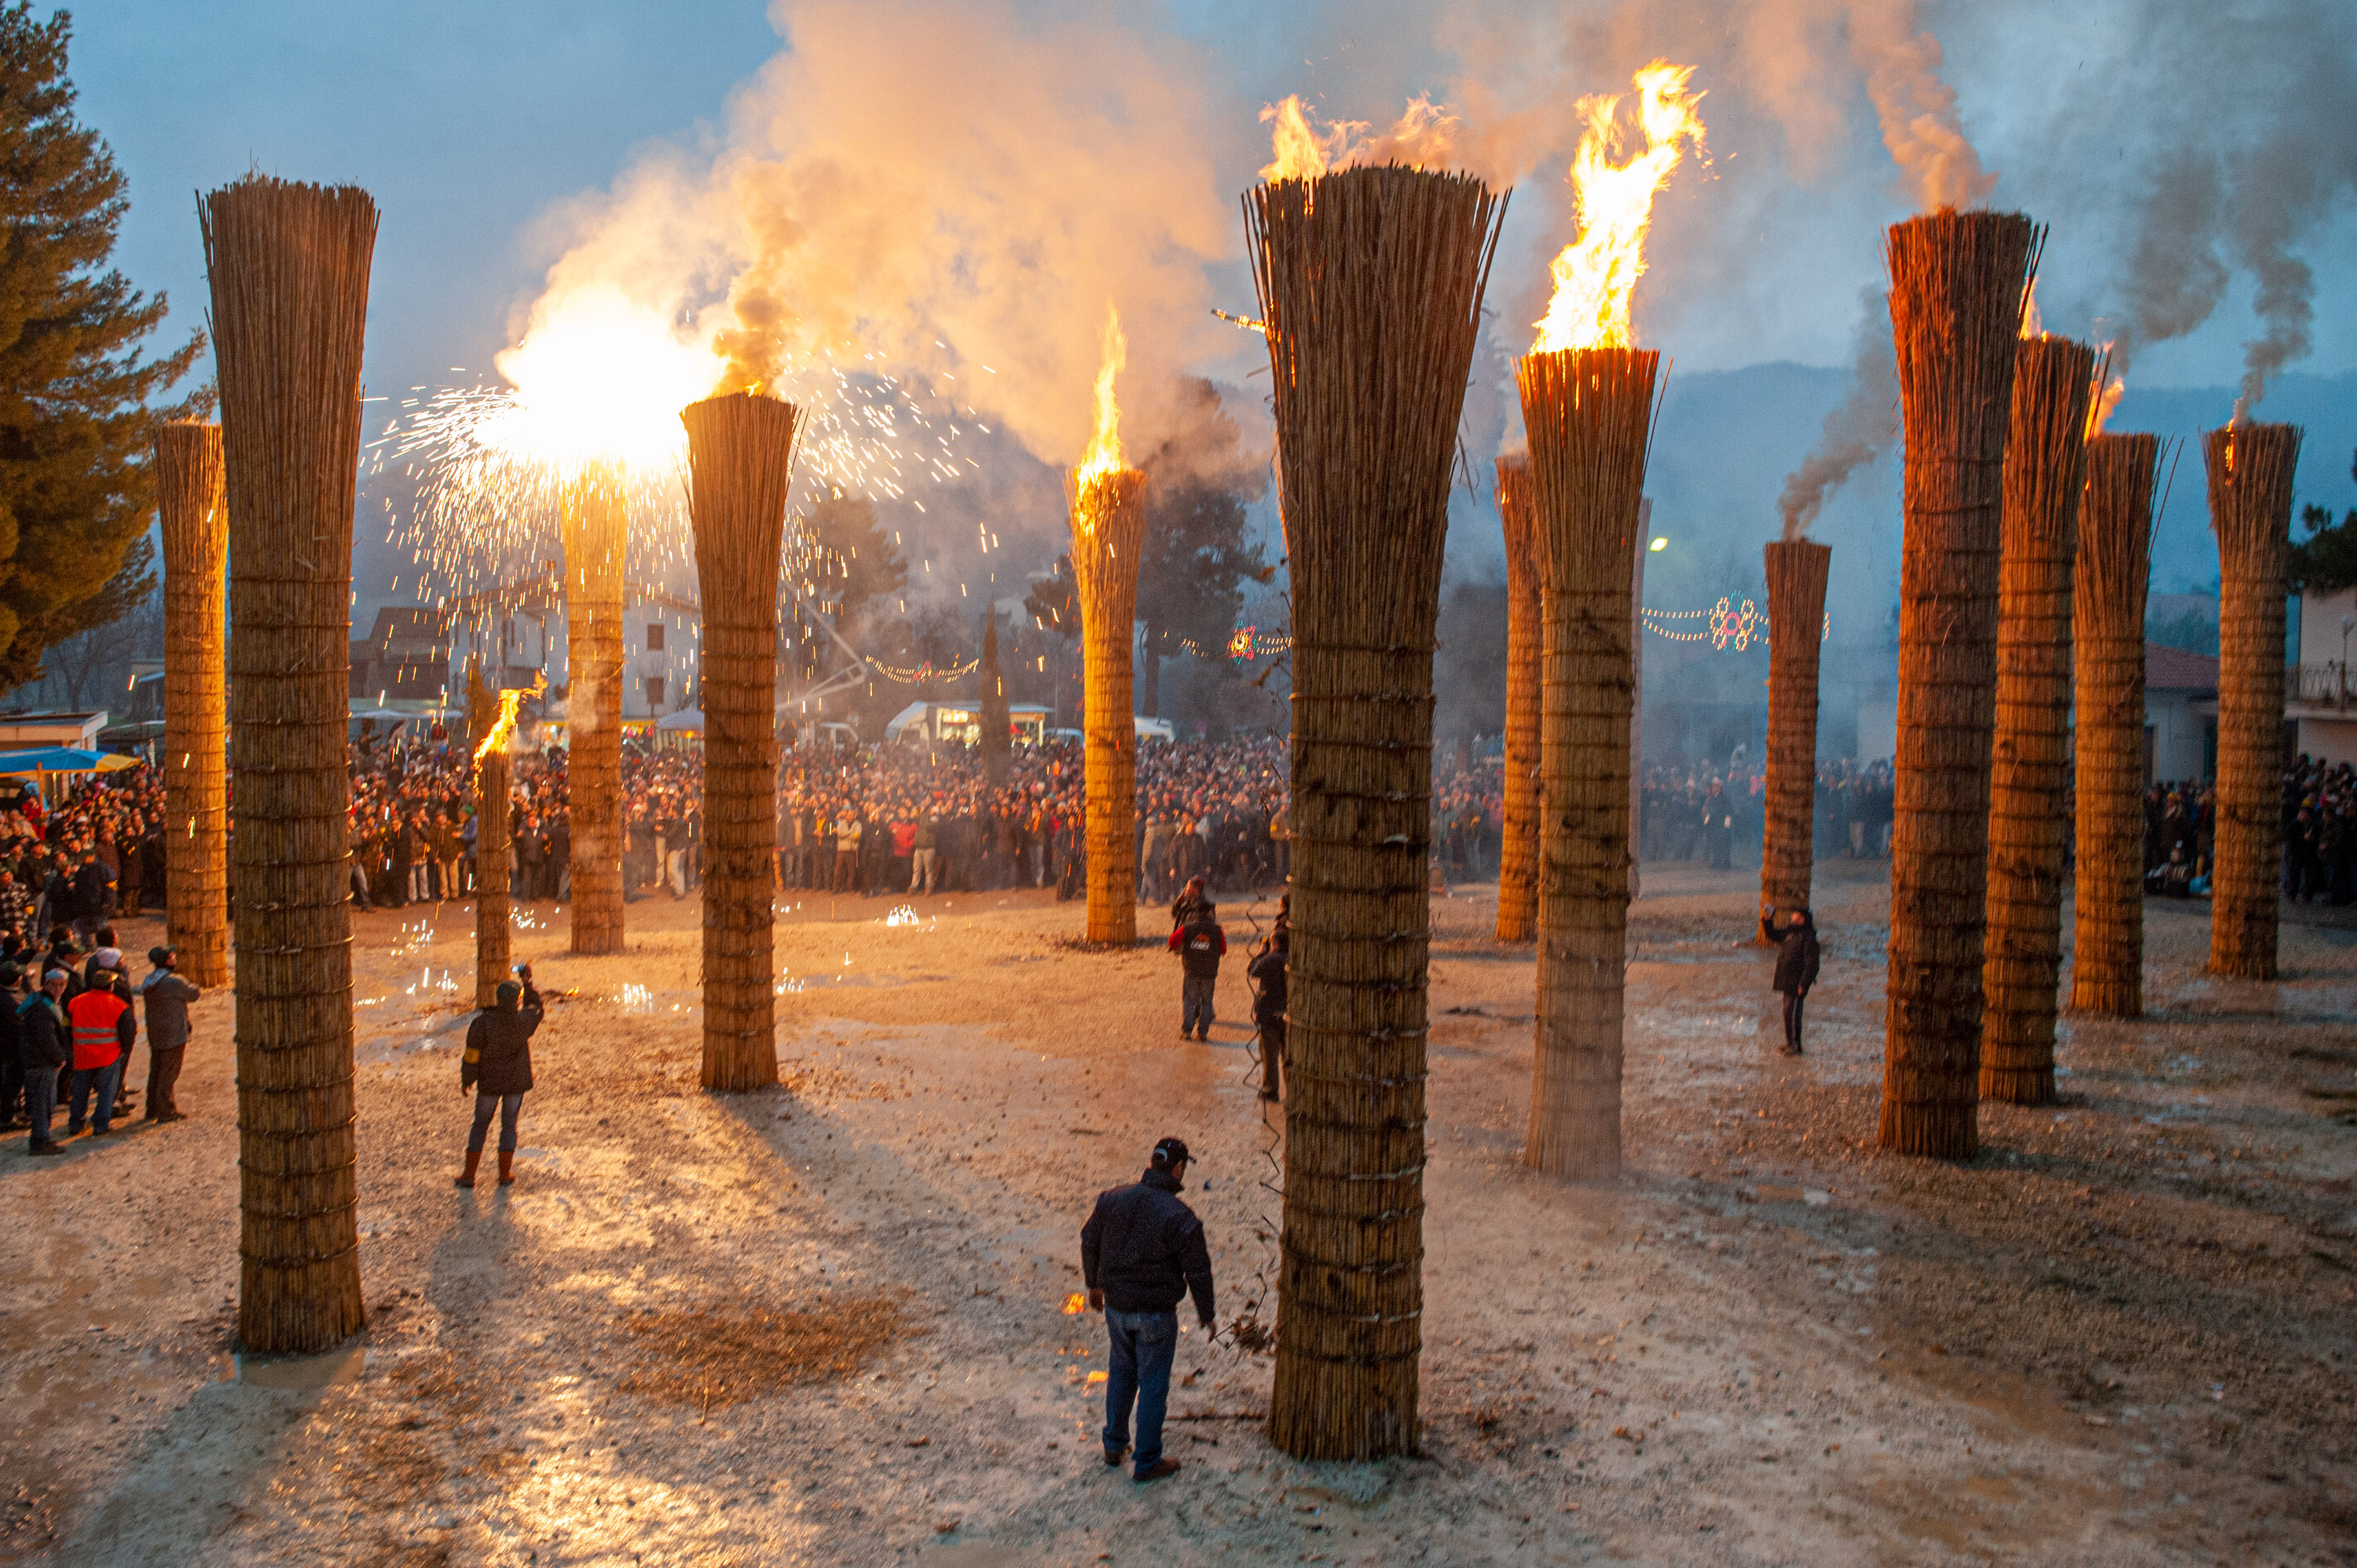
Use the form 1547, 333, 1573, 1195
2290, 585, 2357, 767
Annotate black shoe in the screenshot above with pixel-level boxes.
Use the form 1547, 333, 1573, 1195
27, 1141, 65, 1156
64, 1121, 84, 1138
1103, 1444, 1129, 1467
1135, 1459, 1182, 1483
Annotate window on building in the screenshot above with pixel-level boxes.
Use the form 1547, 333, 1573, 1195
646, 622, 665, 652
646, 676, 666, 710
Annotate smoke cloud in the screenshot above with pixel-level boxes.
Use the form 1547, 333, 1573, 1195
1846, 0, 1997, 212
519, 0, 1233, 470
1778, 288, 1898, 540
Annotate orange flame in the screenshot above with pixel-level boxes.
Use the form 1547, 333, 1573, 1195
1258, 93, 1459, 182
1531, 61, 1706, 355
2019, 278, 2044, 341
473, 672, 545, 769
2086, 372, 2124, 441
1074, 303, 1127, 485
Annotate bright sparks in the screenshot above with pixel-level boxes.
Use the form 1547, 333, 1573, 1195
1075, 303, 1127, 484
1531, 61, 1706, 355
485, 287, 728, 473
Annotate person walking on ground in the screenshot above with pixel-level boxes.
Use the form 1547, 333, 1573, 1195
1080, 1136, 1215, 1485
138, 946, 200, 1124
1765, 906, 1820, 1057
19, 967, 67, 1154
1248, 922, 1288, 1102
64, 954, 134, 1136
456, 963, 543, 1189
0, 962, 20, 1132
1168, 902, 1226, 1042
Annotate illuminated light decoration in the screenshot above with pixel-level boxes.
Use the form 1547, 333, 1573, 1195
867, 657, 982, 685
1637, 603, 1831, 648
1709, 595, 1759, 651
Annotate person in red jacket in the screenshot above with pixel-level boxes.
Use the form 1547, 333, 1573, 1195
1167, 907, 1225, 1042
65, 960, 135, 1137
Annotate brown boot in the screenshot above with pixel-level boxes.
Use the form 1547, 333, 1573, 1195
497, 1150, 515, 1186
455, 1148, 482, 1189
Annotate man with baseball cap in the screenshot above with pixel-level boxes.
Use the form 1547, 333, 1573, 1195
1080, 1135, 1216, 1483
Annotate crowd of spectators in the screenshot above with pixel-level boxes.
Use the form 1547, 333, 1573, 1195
2280, 754, 2357, 905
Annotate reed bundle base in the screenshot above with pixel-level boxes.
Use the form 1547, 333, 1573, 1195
205, 175, 377, 1354
2071, 434, 2163, 1018
684, 393, 798, 1092
1879, 209, 2040, 1160
2205, 421, 2302, 982
1761, 540, 1831, 936
1495, 455, 1541, 943
563, 471, 628, 956
1069, 470, 1146, 948
1248, 165, 1504, 1461
1982, 336, 2094, 1105
159, 420, 230, 989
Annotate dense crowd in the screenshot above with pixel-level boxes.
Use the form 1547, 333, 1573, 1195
2280, 754, 2356, 905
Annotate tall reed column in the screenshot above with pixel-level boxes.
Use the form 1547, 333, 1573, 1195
157, 420, 229, 988
684, 392, 797, 1091
2071, 434, 2161, 1017
1250, 166, 1504, 1462
470, 669, 511, 1009
1068, 471, 1146, 947
1495, 455, 1541, 942
1982, 336, 2095, 1103
204, 177, 376, 1354
563, 467, 627, 954
1523, 350, 1655, 1178
1880, 210, 2040, 1160
2205, 420, 2303, 981
1761, 539, 1831, 932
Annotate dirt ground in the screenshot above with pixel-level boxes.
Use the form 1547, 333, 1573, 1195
2, 855, 2353, 1566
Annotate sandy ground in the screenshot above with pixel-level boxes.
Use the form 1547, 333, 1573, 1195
1, 857, 2353, 1567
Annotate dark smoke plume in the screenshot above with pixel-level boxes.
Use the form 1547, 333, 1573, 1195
1777, 288, 1897, 540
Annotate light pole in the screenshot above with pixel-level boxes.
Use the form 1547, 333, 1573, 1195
2340, 613, 2352, 711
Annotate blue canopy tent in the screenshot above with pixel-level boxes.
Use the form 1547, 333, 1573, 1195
0, 746, 137, 778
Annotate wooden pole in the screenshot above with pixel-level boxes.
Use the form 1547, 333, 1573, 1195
1761, 539, 1831, 934
2205, 419, 2303, 981
204, 175, 376, 1354
2071, 433, 2162, 1017
683, 391, 798, 1091
563, 466, 627, 954
1880, 210, 2040, 1160
1248, 165, 1505, 1462
1068, 469, 1145, 947
1981, 335, 2095, 1103
1494, 454, 1541, 943
156, 420, 229, 988
1521, 348, 1654, 1181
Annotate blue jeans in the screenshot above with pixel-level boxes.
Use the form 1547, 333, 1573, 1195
24, 1066, 57, 1146
70, 1059, 122, 1133
1102, 1307, 1178, 1475
1182, 975, 1215, 1037
467, 1091, 523, 1153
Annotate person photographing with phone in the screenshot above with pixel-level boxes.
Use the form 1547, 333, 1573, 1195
456, 962, 543, 1189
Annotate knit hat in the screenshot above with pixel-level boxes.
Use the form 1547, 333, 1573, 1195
93, 947, 123, 973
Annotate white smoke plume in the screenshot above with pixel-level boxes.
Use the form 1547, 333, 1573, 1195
515, 0, 1233, 469
1778, 288, 1899, 540
1846, 0, 1996, 212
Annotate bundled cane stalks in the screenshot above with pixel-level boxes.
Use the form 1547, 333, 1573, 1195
1521, 348, 1655, 1181
203, 176, 376, 1354
2072, 433, 2162, 1017
1067, 469, 1146, 947
158, 420, 229, 988
563, 467, 628, 955
1248, 165, 1505, 1463
1982, 335, 2095, 1103
1761, 539, 1831, 937
1879, 209, 2040, 1160
684, 392, 798, 1091
470, 673, 511, 1010
2205, 420, 2303, 981
1495, 454, 1541, 943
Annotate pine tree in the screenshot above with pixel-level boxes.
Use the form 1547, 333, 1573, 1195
0, 5, 206, 687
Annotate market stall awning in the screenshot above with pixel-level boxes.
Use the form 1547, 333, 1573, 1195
0, 746, 139, 777
655, 709, 704, 732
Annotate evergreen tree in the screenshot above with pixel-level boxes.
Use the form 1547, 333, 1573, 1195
979, 611, 1009, 782
2289, 447, 2357, 596
1133, 379, 1272, 717
0, 5, 206, 688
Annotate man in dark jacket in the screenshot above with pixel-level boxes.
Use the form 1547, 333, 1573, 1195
0, 962, 20, 1129
1766, 907, 1820, 1056
19, 966, 68, 1153
139, 945, 201, 1123
1080, 1136, 1215, 1484
1168, 907, 1226, 1042
456, 965, 543, 1189
1248, 925, 1288, 1102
